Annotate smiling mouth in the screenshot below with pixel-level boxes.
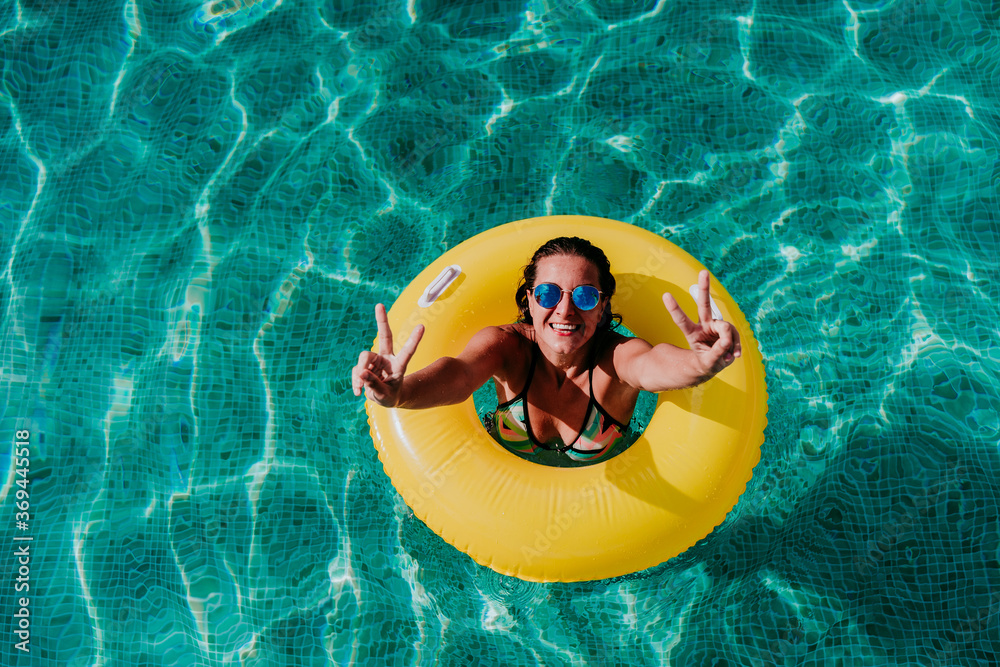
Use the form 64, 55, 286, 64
549, 323, 580, 334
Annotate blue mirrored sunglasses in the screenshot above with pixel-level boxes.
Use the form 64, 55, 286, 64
532, 283, 603, 311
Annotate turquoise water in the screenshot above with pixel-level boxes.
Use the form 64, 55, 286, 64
1, 0, 999, 664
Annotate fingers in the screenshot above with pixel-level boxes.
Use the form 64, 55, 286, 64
712, 320, 734, 364
662, 292, 696, 336
375, 303, 393, 355
352, 349, 393, 401
359, 369, 392, 401
396, 324, 424, 367
355, 307, 424, 401
352, 350, 380, 396
696, 270, 714, 324
707, 321, 742, 370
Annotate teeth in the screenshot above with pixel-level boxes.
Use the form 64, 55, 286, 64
551, 324, 577, 331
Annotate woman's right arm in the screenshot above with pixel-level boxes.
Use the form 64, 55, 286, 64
351, 303, 516, 409
394, 325, 514, 409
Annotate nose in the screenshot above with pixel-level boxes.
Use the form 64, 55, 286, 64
553, 290, 576, 315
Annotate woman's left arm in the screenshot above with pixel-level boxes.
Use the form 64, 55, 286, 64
613, 270, 741, 392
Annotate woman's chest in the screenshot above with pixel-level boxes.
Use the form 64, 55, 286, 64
524, 378, 594, 446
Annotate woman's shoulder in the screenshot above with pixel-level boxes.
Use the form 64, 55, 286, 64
464, 323, 533, 385
485, 322, 535, 346
599, 329, 645, 354
466, 323, 533, 361
597, 329, 653, 381
592, 329, 643, 419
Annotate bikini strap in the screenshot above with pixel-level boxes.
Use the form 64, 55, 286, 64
587, 357, 596, 398
587, 326, 609, 397
495, 341, 540, 411
524, 342, 539, 394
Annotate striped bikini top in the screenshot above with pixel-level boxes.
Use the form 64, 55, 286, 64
489, 343, 629, 465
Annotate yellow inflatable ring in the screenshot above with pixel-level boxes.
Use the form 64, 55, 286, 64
366, 216, 767, 582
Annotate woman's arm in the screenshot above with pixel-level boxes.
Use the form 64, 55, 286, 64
394, 326, 516, 409
612, 270, 741, 392
612, 337, 721, 392
351, 303, 516, 409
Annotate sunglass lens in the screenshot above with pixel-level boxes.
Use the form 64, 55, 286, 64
533, 283, 560, 309
572, 286, 600, 311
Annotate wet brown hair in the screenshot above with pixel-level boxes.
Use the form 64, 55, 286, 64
514, 237, 622, 330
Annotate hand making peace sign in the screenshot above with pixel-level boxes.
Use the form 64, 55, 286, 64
351, 303, 425, 407
662, 270, 742, 376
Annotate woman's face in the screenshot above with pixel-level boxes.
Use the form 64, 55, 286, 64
528, 254, 607, 356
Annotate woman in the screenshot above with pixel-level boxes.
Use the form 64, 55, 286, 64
351, 237, 741, 464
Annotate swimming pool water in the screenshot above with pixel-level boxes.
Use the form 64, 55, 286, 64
2, 0, 999, 664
